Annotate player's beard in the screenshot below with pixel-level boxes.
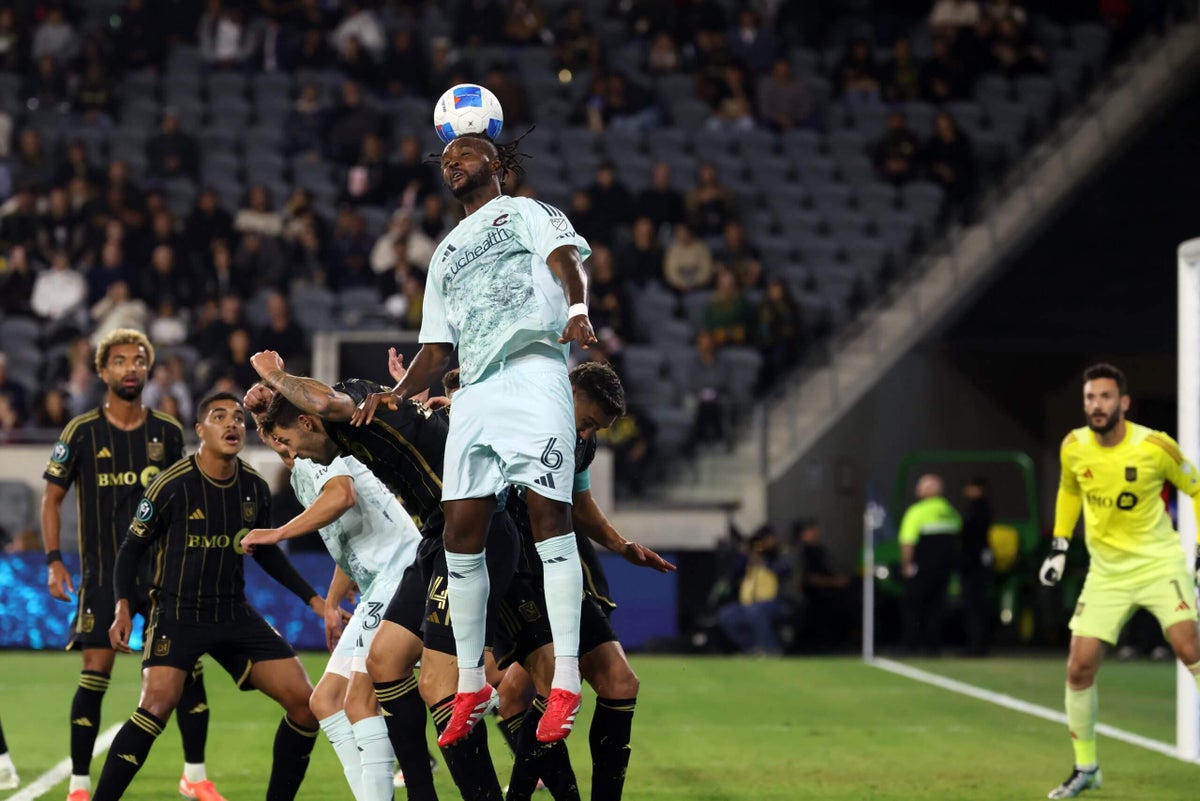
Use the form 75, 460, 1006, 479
448, 164, 492, 199
110, 378, 145, 401
1087, 409, 1120, 434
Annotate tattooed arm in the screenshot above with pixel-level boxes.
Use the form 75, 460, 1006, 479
249, 350, 359, 422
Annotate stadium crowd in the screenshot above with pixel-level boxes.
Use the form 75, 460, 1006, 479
0, 0, 1144, 489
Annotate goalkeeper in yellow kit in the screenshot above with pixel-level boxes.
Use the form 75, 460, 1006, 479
1040, 363, 1200, 798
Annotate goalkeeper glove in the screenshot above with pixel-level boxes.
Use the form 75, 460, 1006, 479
1039, 537, 1070, 586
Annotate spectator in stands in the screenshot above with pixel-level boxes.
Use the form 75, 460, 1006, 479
199, 0, 258, 69
503, 0, 549, 45
554, 3, 602, 70
599, 403, 656, 500
0, 245, 35, 317
717, 525, 792, 655
332, 1, 386, 62
58, 140, 104, 187
13, 130, 54, 191
0, 8, 25, 73
24, 53, 69, 112
33, 2, 79, 64
568, 189, 605, 246
834, 38, 882, 104
328, 209, 374, 291
371, 208, 435, 276
920, 36, 970, 102
325, 80, 386, 165
2, 185, 41, 249
234, 232, 286, 294
38, 186, 85, 263
715, 221, 762, 289
0, 394, 20, 441
87, 242, 136, 306
926, 111, 977, 222
390, 134, 439, 209
395, 270, 425, 331
703, 64, 756, 133
113, 0, 165, 72
702, 266, 751, 347
32, 387, 70, 430
285, 83, 328, 159
141, 244, 192, 309
336, 35, 379, 88
645, 31, 682, 74
62, 336, 98, 415
234, 185, 284, 239
143, 356, 194, 425
990, 17, 1046, 77
587, 161, 634, 244
377, 237, 418, 295
194, 293, 243, 358
757, 57, 814, 132
292, 27, 335, 70
418, 194, 451, 241
873, 110, 921, 186
256, 291, 308, 369
200, 238, 249, 300
146, 110, 201, 181
486, 65, 532, 129
883, 38, 922, 102
75, 59, 115, 128
636, 162, 686, 232
686, 162, 737, 238
664, 222, 714, 294
381, 27, 430, 99
455, 0, 507, 47
688, 330, 727, 444
756, 277, 805, 377
587, 245, 631, 341
0, 353, 29, 424
342, 132, 393, 206
219, 326, 261, 394
184, 188, 234, 265
427, 36, 465, 94
616, 215, 664, 288
148, 300, 189, 348
931, 0, 982, 36
727, 8, 777, 75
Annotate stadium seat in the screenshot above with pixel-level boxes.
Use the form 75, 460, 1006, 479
652, 318, 695, 349
645, 406, 695, 459
0, 316, 41, 350
681, 291, 715, 330
1069, 22, 1110, 70
716, 347, 764, 402
0, 481, 34, 541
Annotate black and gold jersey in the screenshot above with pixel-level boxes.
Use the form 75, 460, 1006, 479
323, 379, 448, 526
43, 408, 184, 587
127, 456, 273, 622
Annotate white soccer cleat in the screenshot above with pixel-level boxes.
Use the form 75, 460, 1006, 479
0, 764, 19, 790
1048, 766, 1102, 798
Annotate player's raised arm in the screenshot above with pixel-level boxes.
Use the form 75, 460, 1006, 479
242, 475, 357, 552
250, 350, 359, 421
1041, 434, 1083, 587
572, 488, 676, 573
350, 341, 453, 426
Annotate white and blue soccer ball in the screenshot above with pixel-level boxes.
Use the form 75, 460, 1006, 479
433, 83, 504, 144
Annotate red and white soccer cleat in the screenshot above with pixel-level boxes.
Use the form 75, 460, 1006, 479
179, 775, 228, 801
66, 790, 90, 801
436, 684, 497, 747
535, 689, 582, 743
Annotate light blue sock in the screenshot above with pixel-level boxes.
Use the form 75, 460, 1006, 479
319, 711, 366, 801
536, 532, 583, 693
351, 716, 395, 801
445, 548, 489, 691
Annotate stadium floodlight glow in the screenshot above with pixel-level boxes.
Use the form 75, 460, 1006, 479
1176, 236, 1200, 760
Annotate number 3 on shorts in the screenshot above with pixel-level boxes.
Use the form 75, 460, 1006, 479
364, 602, 383, 630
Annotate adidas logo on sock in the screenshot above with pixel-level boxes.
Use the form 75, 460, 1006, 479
533, 473, 556, 489
72, 717, 93, 727
117, 753, 140, 766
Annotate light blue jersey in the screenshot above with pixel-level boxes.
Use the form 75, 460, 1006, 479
420, 195, 591, 385
289, 455, 421, 597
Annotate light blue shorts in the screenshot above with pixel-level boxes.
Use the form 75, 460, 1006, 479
443, 354, 575, 504
325, 577, 399, 677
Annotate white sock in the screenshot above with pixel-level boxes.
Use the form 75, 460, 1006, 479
319, 711, 366, 801
351, 716, 396, 801
183, 762, 206, 783
0, 751, 14, 771
445, 549, 489, 691
70, 775, 91, 792
536, 532, 583, 693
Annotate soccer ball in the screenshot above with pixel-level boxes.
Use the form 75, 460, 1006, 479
433, 83, 504, 145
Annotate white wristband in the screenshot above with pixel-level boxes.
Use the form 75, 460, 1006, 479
568, 303, 589, 319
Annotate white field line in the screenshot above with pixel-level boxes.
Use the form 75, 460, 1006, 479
869, 657, 1200, 764
8, 722, 122, 801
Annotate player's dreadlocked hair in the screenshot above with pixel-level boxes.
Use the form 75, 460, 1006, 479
570, 361, 626, 418
430, 127, 535, 184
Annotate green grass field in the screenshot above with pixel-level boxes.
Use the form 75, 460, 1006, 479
0, 652, 1194, 800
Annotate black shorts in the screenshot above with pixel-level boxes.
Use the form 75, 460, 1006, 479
493, 574, 618, 670
68, 578, 154, 651
142, 606, 295, 690
383, 536, 441, 637
421, 510, 520, 656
